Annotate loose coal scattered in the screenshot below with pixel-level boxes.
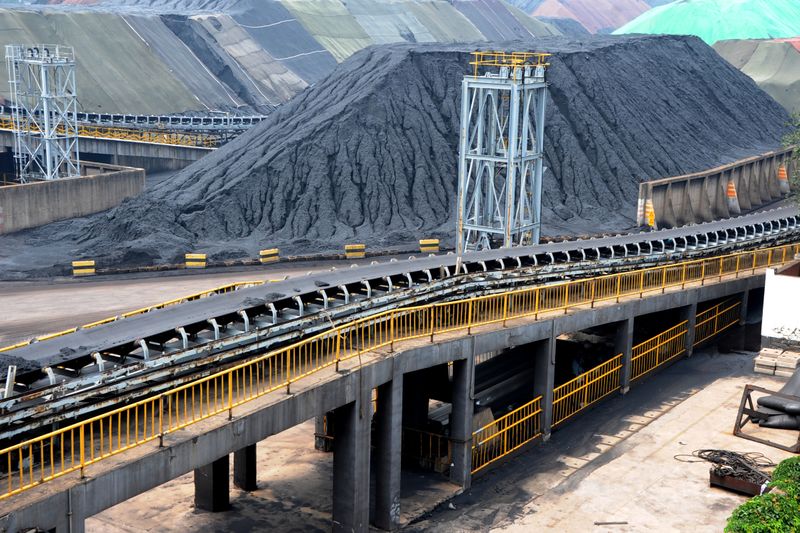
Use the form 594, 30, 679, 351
0, 35, 789, 278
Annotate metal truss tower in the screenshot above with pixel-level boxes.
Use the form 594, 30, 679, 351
456, 51, 549, 253
5, 44, 80, 183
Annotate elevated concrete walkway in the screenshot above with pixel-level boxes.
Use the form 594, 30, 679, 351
0, 268, 763, 532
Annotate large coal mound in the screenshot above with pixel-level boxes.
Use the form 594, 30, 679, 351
0, 35, 789, 275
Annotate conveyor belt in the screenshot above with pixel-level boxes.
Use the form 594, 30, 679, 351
0, 205, 797, 440
0, 106, 268, 132
5, 204, 797, 373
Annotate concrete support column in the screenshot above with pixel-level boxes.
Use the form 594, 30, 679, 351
680, 303, 698, 357
533, 335, 556, 439
233, 444, 258, 492
315, 412, 334, 452
194, 455, 230, 512
55, 487, 86, 533
374, 376, 403, 531
615, 317, 634, 394
332, 389, 371, 533
739, 290, 750, 325
449, 356, 475, 489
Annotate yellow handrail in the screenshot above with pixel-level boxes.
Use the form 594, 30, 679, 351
0, 281, 266, 353
553, 354, 623, 427
0, 116, 218, 148
470, 297, 746, 473
471, 395, 543, 474
0, 242, 797, 500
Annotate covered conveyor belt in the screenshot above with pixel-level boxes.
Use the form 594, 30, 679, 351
0, 205, 798, 440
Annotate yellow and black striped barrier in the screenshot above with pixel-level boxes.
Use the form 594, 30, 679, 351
345, 244, 366, 259
259, 248, 279, 264
185, 253, 207, 269
419, 238, 440, 253
72, 260, 96, 276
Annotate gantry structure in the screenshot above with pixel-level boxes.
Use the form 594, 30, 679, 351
456, 51, 549, 252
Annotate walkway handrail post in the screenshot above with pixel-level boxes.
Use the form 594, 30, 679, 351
79, 424, 85, 478
681, 263, 687, 289
639, 270, 645, 298
389, 311, 396, 352
158, 395, 164, 446
467, 299, 474, 335
502, 292, 510, 326
534, 287, 541, 318
430, 306, 435, 342
616, 274, 621, 302
719, 257, 723, 281
563, 285, 569, 315
285, 350, 292, 394
735, 255, 741, 278
335, 330, 342, 371
701, 261, 706, 285
661, 266, 667, 294
590, 280, 596, 308
228, 370, 234, 417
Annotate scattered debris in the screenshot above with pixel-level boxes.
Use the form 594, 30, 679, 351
675, 449, 775, 496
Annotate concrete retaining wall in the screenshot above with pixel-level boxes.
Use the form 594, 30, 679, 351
637, 147, 794, 228
762, 261, 800, 349
0, 162, 144, 234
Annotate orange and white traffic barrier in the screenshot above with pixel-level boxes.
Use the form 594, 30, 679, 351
644, 199, 656, 228
726, 181, 741, 215
778, 165, 790, 195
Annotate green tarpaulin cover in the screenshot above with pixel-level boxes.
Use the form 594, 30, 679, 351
615, 0, 800, 44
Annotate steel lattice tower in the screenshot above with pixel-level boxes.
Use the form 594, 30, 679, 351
5, 44, 80, 183
456, 51, 549, 252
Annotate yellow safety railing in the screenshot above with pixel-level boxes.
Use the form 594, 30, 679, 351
694, 301, 742, 346
403, 428, 452, 470
0, 116, 218, 148
1, 242, 798, 500
631, 322, 688, 381
553, 354, 623, 428
472, 396, 543, 474
470, 51, 550, 77
0, 281, 265, 353
471, 298, 746, 473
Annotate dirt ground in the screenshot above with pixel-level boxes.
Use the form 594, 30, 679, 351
80, 348, 795, 532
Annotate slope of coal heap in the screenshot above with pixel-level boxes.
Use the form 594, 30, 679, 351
0, 35, 789, 276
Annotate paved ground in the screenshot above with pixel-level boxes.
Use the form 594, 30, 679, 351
81, 346, 795, 533
85, 420, 457, 533
0, 259, 370, 347
413, 349, 795, 533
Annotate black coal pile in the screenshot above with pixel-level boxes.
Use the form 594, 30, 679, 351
0, 35, 789, 276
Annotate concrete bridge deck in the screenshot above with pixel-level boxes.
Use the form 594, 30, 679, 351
0, 261, 768, 532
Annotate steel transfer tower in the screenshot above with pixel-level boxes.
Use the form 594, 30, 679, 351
456, 51, 549, 252
5, 44, 80, 182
